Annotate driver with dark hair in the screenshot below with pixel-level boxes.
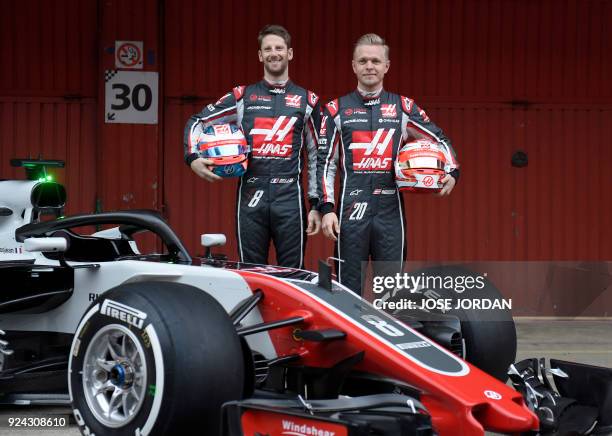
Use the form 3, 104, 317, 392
184, 25, 322, 268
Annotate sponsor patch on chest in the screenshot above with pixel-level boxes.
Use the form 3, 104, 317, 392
381, 104, 397, 118
250, 116, 297, 158
285, 94, 302, 108
349, 129, 396, 171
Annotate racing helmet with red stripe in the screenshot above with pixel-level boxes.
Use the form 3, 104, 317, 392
197, 124, 249, 178
395, 139, 448, 193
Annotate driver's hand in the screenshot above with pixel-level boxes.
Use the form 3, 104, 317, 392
438, 173, 456, 196
190, 157, 222, 182
321, 212, 340, 241
306, 210, 321, 235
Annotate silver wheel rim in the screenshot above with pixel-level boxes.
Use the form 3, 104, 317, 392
82, 324, 148, 428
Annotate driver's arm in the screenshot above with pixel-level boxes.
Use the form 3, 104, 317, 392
183, 86, 245, 168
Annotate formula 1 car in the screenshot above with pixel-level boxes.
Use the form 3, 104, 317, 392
0, 159, 611, 435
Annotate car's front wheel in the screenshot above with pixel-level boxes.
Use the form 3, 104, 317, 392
69, 281, 244, 436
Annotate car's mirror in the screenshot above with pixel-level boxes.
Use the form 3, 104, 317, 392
24, 237, 67, 253
201, 234, 226, 248
201, 234, 226, 259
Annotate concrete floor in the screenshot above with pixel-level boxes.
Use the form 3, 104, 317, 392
0, 319, 609, 436
515, 318, 612, 367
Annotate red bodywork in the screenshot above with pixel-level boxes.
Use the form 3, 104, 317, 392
241, 409, 350, 436
236, 271, 539, 436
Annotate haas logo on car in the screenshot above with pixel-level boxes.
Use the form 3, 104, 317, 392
250, 116, 297, 158
349, 128, 395, 171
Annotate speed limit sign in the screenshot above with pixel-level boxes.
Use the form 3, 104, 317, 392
104, 70, 158, 124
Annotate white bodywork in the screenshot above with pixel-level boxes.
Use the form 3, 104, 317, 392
0, 257, 277, 358
0, 181, 40, 257
0, 176, 277, 359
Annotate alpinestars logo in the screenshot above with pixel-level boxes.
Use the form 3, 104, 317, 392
250, 116, 297, 158
308, 91, 319, 106
349, 129, 395, 171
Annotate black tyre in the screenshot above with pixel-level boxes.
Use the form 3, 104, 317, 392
384, 265, 516, 381
69, 281, 244, 436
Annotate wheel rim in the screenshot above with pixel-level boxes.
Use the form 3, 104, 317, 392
82, 324, 148, 428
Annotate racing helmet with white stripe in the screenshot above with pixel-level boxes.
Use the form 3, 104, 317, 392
196, 124, 249, 178
395, 139, 450, 193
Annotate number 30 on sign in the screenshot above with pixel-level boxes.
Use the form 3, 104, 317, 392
104, 70, 158, 124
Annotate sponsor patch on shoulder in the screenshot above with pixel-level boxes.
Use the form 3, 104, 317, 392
215, 92, 232, 105
401, 96, 414, 113
308, 90, 319, 106
326, 99, 339, 117
233, 85, 246, 100
100, 299, 148, 329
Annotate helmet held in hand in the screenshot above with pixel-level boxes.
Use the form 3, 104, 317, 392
197, 124, 249, 178
395, 139, 449, 193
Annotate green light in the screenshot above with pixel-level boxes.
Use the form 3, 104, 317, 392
46, 175, 53, 181
38, 177, 45, 182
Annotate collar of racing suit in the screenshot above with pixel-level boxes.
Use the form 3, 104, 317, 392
262, 78, 290, 91
353, 88, 386, 106
357, 86, 383, 99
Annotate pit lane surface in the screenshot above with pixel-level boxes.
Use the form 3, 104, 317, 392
0, 319, 610, 436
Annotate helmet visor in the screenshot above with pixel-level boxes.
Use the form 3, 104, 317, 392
398, 156, 445, 170
199, 142, 249, 158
